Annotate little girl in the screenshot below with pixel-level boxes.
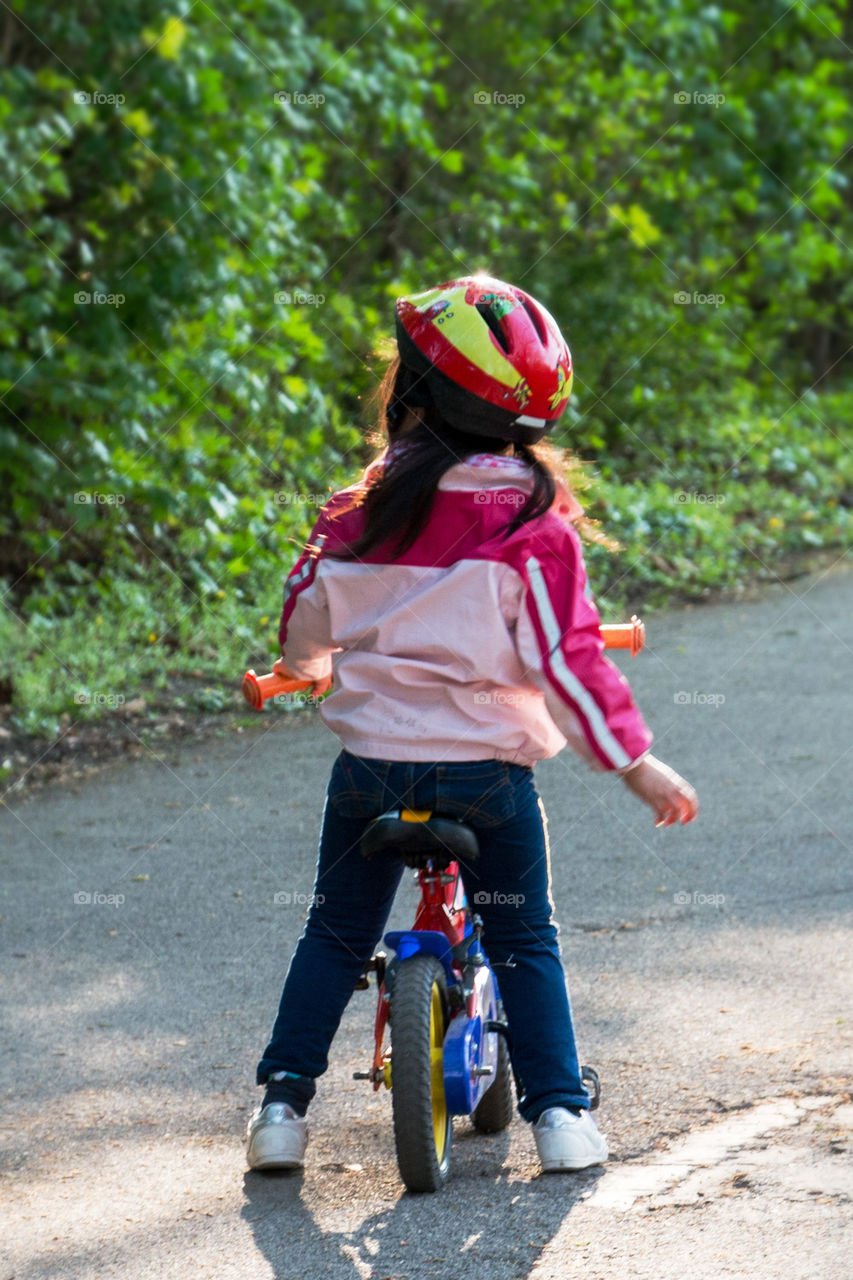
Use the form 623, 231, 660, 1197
247, 274, 698, 1176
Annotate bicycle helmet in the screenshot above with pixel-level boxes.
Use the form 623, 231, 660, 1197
395, 274, 572, 444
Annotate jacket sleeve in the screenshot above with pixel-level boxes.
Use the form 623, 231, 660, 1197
277, 515, 338, 683
513, 522, 653, 772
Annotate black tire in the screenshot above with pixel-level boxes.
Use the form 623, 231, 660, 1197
471, 1011, 514, 1133
390, 954, 451, 1192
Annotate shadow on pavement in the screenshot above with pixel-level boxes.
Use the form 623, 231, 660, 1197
241, 1150, 606, 1280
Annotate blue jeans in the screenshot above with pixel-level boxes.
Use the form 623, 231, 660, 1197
257, 751, 591, 1122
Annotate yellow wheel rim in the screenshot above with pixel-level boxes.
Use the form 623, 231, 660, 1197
429, 981, 448, 1156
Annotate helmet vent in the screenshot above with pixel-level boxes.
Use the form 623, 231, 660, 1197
475, 302, 512, 353
521, 298, 547, 343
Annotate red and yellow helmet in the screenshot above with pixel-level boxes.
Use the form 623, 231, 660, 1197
395, 274, 572, 444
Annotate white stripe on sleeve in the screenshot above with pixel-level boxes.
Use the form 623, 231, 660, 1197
282, 534, 326, 608
526, 556, 632, 769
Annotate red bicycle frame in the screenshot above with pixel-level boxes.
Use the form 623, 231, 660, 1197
367, 849, 470, 1090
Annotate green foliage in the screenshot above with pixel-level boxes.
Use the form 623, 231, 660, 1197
0, 568, 281, 736
1, 0, 851, 731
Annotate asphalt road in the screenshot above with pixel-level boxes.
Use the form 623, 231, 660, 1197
2, 562, 851, 1280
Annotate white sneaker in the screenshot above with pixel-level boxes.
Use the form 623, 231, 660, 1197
246, 1102, 308, 1171
533, 1107, 608, 1172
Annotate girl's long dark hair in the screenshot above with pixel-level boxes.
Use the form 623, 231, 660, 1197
324, 353, 613, 560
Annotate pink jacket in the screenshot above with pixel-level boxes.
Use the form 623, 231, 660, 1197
278, 452, 652, 772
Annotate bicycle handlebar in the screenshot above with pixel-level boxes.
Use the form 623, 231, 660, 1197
601, 615, 645, 656
241, 668, 311, 710
242, 616, 645, 710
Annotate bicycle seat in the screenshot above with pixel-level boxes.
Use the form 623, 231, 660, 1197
359, 809, 480, 870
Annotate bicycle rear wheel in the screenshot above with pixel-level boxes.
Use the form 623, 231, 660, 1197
471, 1005, 514, 1133
390, 953, 451, 1192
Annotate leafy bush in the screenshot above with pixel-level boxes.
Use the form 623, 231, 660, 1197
1, 1, 851, 734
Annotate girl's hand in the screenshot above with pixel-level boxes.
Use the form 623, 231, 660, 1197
621, 754, 698, 827
273, 658, 332, 697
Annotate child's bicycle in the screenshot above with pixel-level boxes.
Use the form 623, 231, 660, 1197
241, 616, 644, 1192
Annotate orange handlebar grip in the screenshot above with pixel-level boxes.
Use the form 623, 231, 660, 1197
600, 615, 645, 657
241, 669, 313, 710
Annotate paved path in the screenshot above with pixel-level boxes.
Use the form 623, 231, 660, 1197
2, 563, 851, 1279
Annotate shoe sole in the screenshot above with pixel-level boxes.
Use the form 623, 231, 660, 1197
536, 1137, 609, 1172
246, 1136, 306, 1171
540, 1152, 607, 1172
247, 1153, 304, 1171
